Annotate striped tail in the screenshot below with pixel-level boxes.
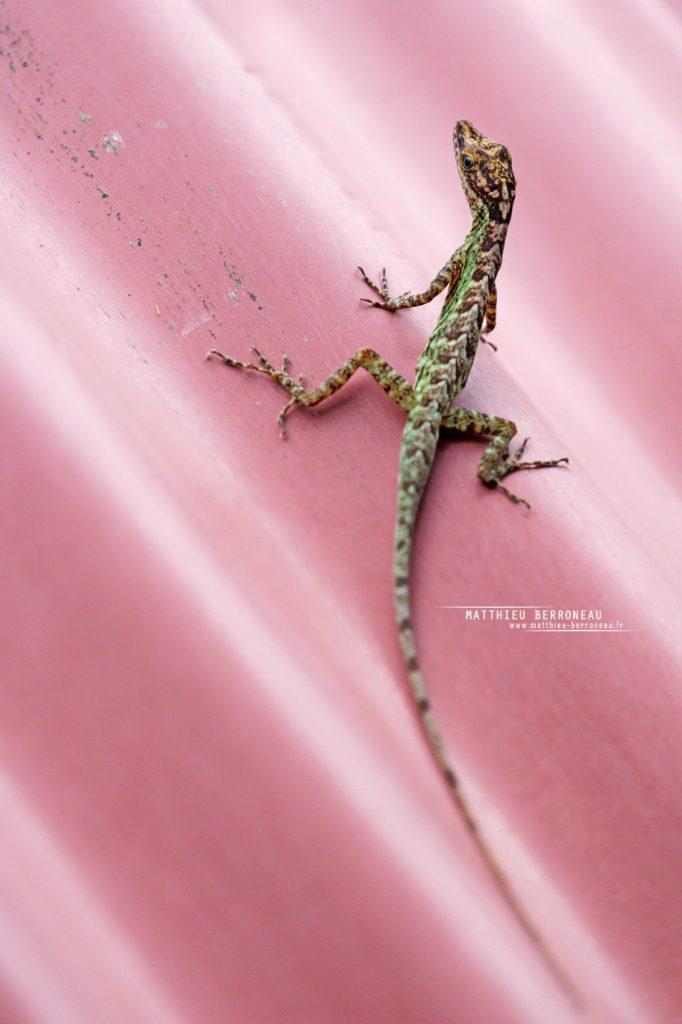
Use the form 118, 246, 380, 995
393, 427, 462, 791
392, 429, 581, 1007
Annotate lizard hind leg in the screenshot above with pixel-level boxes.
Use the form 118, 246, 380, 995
207, 345, 415, 436
206, 345, 304, 436
441, 406, 568, 509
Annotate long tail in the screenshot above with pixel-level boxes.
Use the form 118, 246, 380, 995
393, 438, 582, 1007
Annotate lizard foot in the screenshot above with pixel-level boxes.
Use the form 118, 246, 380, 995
357, 266, 410, 311
206, 346, 305, 438
494, 482, 531, 510
504, 437, 570, 475
489, 439, 569, 509
249, 347, 306, 438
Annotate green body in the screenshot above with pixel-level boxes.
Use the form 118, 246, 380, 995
208, 119, 573, 1002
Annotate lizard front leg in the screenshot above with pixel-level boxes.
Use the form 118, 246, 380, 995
479, 282, 498, 351
358, 251, 462, 311
483, 281, 497, 333
442, 406, 568, 509
207, 346, 415, 435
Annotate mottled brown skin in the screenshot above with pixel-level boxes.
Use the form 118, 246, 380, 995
207, 120, 575, 1003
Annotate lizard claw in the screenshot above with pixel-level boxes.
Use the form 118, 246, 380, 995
250, 345, 277, 373
496, 482, 531, 510
277, 397, 300, 438
515, 436, 530, 461
358, 265, 392, 303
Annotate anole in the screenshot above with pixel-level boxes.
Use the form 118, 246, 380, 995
208, 120, 575, 1001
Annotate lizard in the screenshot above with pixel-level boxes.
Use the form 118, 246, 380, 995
207, 119, 575, 1001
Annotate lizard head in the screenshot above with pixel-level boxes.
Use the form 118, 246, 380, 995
454, 120, 516, 223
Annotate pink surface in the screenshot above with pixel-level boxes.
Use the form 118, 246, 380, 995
1, 0, 681, 1021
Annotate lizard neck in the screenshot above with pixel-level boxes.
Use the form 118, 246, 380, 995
458, 208, 508, 275
438, 210, 508, 321
425, 210, 510, 366
466, 206, 490, 258
471, 210, 509, 275
482, 213, 509, 255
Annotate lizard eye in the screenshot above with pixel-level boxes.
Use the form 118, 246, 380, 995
462, 154, 474, 169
